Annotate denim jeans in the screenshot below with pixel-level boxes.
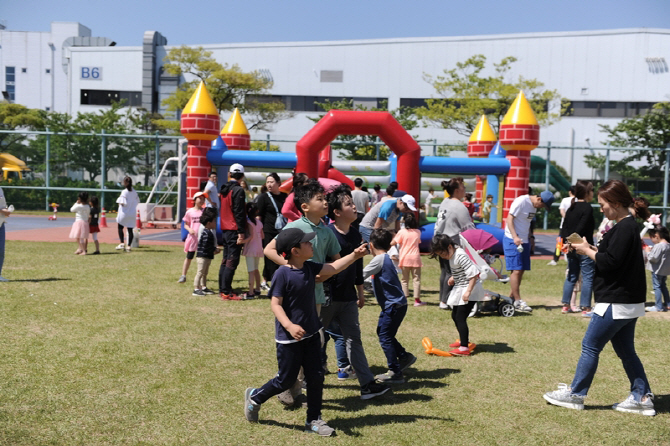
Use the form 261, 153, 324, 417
570, 305, 652, 401
561, 252, 595, 308
651, 273, 669, 310
377, 304, 408, 374
0, 223, 5, 276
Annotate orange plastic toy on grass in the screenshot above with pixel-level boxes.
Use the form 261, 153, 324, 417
422, 337, 476, 357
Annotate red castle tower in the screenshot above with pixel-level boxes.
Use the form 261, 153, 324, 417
499, 91, 540, 221
180, 82, 220, 201
220, 108, 250, 150
467, 115, 497, 204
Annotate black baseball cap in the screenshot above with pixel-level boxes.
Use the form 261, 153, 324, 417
276, 228, 316, 257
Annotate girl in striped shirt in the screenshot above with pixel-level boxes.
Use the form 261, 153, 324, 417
431, 234, 485, 356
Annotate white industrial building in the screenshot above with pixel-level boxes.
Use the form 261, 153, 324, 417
2, 22, 669, 180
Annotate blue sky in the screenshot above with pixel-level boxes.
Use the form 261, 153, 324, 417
3, 0, 670, 46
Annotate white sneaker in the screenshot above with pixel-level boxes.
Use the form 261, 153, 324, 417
0, 276, 8, 282
514, 300, 533, 312
439, 302, 449, 310
543, 383, 584, 410
177, 275, 186, 283
115, 243, 125, 250
547, 260, 558, 266
613, 394, 656, 416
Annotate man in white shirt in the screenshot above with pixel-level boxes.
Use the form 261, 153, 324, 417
503, 190, 555, 312
351, 178, 370, 229
204, 172, 219, 209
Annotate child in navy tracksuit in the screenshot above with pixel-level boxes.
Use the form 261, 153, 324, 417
363, 228, 416, 384
244, 228, 368, 437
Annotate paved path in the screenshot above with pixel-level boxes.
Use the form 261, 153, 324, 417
5, 215, 182, 246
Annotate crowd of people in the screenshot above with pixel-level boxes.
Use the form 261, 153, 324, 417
169, 165, 663, 434
0, 166, 662, 437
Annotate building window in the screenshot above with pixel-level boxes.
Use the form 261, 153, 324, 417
45, 69, 51, 74
5, 66, 15, 101
246, 94, 387, 112
80, 89, 142, 106
21, 68, 27, 73
562, 101, 657, 117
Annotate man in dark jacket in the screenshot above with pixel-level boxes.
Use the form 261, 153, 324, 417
219, 163, 247, 300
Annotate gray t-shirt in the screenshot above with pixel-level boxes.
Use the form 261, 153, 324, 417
647, 242, 670, 276
204, 180, 219, 208
434, 198, 475, 238
360, 200, 400, 230
351, 189, 369, 215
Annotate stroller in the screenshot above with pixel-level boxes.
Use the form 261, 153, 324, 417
459, 230, 516, 318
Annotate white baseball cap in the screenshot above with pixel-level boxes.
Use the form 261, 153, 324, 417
401, 194, 417, 211
229, 163, 245, 173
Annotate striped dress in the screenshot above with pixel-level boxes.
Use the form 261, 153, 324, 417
447, 247, 485, 307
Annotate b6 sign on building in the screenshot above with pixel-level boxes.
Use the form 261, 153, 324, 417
81, 67, 102, 80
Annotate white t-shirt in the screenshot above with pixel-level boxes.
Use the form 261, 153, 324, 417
558, 196, 573, 228
504, 195, 536, 243
204, 180, 219, 208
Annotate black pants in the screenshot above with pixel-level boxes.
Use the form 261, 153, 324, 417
451, 301, 476, 347
117, 224, 134, 246
262, 231, 279, 283
219, 230, 242, 294
250, 335, 324, 422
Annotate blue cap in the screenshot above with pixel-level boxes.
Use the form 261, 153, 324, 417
540, 190, 555, 210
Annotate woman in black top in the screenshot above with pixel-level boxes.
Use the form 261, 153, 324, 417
559, 181, 595, 314
255, 172, 287, 288
544, 180, 655, 416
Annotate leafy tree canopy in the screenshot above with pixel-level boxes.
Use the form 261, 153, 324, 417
584, 102, 670, 179
416, 55, 567, 137
159, 46, 291, 133
0, 102, 45, 153
308, 99, 418, 161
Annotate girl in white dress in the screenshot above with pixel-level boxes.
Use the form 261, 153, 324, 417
116, 176, 140, 252
431, 234, 484, 356
69, 192, 91, 255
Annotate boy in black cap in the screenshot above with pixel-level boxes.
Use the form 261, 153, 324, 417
244, 228, 368, 436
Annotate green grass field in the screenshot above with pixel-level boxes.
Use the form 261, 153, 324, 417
1, 241, 669, 445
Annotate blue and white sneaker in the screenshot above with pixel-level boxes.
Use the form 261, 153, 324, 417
305, 417, 336, 436
244, 388, 260, 422
337, 366, 357, 381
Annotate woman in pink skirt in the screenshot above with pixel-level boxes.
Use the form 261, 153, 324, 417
70, 192, 91, 255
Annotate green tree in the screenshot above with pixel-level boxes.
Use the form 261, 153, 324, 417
159, 46, 291, 132
584, 102, 670, 179
0, 103, 45, 154
26, 102, 157, 181
308, 99, 418, 161
416, 55, 567, 137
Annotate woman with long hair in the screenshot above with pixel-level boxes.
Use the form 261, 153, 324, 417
433, 177, 474, 309
255, 172, 288, 289
544, 180, 655, 416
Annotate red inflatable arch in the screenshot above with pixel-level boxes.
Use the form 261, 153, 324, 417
296, 110, 421, 205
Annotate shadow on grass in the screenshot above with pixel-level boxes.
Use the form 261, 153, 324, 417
329, 414, 455, 437
474, 342, 515, 354
9, 278, 72, 283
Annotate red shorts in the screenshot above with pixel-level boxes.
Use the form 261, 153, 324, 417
90, 224, 100, 234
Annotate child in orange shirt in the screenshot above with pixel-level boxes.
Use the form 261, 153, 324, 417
392, 213, 424, 306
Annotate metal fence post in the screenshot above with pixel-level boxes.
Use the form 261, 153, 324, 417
544, 142, 551, 230
604, 143, 610, 181
101, 129, 106, 210
664, 144, 670, 224
375, 136, 380, 161
433, 139, 437, 156
45, 127, 51, 211
155, 131, 160, 204
266, 134, 271, 151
